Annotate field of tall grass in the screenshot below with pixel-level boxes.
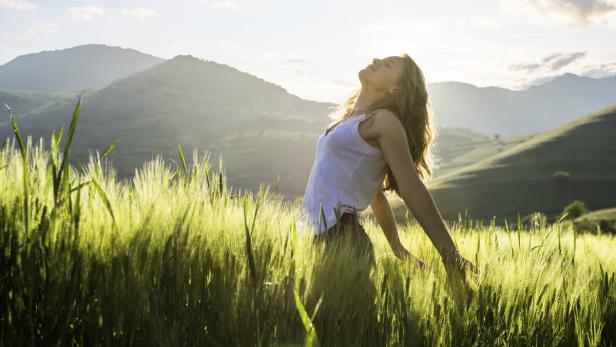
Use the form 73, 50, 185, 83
1, 97, 615, 346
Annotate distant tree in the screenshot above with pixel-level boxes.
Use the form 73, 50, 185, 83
552, 170, 570, 188
561, 200, 588, 220
552, 170, 570, 179
493, 133, 505, 149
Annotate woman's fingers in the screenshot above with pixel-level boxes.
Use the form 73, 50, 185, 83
461, 256, 479, 275
408, 255, 431, 272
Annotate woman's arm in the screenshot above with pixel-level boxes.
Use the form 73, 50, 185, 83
397, 181, 476, 276
369, 189, 428, 268
370, 110, 477, 274
369, 189, 410, 259
397, 179, 458, 258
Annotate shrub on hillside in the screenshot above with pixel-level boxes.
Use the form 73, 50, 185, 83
561, 200, 588, 220
552, 170, 570, 179
552, 170, 570, 188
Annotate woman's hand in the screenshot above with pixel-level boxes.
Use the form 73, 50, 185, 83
395, 247, 430, 271
442, 250, 479, 280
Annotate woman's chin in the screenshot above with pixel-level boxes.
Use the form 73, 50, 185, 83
358, 70, 369, 83
358, 75, 369, 87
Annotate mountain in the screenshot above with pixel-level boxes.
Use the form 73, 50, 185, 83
0, 44, 164, 93
427, 73, 616, 137
0, 55, 334, 197
387, 104, 616, 222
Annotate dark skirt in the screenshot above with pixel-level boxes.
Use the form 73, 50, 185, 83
312, 212, 376, 268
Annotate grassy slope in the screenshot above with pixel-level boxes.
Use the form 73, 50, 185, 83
0, 89, 70, 126
433, 132, 534, 177
577, 208, 616, 221
385, 104, 616, 223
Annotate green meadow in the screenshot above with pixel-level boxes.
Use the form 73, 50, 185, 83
1, 98, 615, 346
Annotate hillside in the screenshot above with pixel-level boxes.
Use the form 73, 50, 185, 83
428, 73, 616, 136
0, 89, 70, 124
577, 208, 616, 222
430, 127, 531, 176
0, 44, 164, 92
389, 104, 616, 222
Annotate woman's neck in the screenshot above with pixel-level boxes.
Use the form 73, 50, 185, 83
351, 88, 387, 117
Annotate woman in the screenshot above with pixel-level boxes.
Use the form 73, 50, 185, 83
300, 53, 478, 277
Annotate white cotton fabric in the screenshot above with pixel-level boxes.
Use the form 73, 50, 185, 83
299, 111, 388, 235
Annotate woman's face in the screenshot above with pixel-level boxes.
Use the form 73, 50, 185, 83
359, 56, 405, 93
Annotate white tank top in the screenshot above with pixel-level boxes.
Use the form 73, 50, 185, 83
299, 110, 388, 235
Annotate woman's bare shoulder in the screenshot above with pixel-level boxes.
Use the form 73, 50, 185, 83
369, 109, 405, 135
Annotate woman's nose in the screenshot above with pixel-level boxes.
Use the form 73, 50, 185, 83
372, 58, 379, 65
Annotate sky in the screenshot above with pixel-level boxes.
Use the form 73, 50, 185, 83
1, 0, 615, 103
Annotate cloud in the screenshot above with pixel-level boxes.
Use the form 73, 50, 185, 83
501, 0, 616, 26
0, 0, 37, 10
69, 5, 105, 20
509, 54, 615, 90
26, 22, 56, 36
509, 63, 542, 72
579, 62, 616, 78
121, 7, 156, 18
542, 51, 587, 69
509, 51, 587, 72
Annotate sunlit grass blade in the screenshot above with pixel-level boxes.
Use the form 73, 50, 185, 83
50, 126, 64, 169
101, 138, 120, 159
90, 177, 117, 232
4, 102, 30, 233
517, 211, 522, 251
293, 289, 320, 347
178, 143, 188, 176
243, 197, 258, 289
504, 218, 514, 257
55, 93, 83, 203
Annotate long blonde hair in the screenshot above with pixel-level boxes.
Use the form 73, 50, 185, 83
324, 53, 435, 199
